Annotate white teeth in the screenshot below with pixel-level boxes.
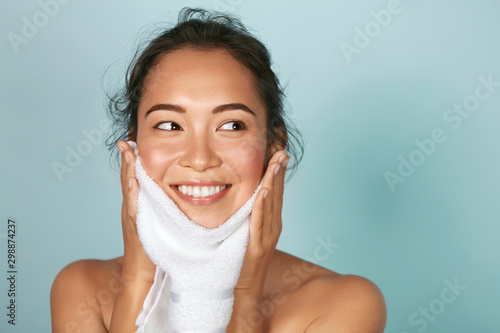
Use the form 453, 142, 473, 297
177, 185, 228, 198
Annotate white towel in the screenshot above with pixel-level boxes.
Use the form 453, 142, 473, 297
127, 141, 260, 333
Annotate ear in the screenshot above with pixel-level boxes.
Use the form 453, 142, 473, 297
266, 126, 287, 160
127, 127, 135, 141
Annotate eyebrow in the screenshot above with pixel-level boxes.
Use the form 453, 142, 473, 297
144, 103, 256, 118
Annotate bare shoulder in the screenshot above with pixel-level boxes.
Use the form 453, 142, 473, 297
50, 256, 124, 333
265, 250, 386, 333
303, 274, 387, 332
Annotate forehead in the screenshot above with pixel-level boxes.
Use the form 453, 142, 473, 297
139, 47, 265, 117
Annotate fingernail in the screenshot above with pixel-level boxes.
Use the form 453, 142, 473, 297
278, 154, 285, 164
274, 165, 281, 176
263, 189, 269, 199
125, 153, 130, 165
128, 179, 132, 189
284, 156, 290, 167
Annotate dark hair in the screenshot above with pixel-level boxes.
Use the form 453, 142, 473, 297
105, 7, 303, 178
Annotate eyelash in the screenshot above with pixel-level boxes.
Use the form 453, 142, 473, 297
153, 121, 181, 131
152, 120, 247, 131
220, 120, 247, 131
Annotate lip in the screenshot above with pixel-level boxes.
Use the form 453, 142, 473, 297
170, 182, 231, 205
173, 180, 229, 186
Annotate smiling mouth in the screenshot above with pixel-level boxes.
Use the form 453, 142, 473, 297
175, 185, 229, 198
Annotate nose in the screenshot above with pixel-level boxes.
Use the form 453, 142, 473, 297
178, 134, 223, 172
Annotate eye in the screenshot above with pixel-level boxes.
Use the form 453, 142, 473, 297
154, 121, 181, 131
219, 121, 247, 131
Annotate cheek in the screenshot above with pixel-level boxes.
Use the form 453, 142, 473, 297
223, 139, 266, 183
137, 141, 178, 181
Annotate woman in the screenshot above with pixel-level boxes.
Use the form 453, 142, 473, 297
50, 7, 386, 332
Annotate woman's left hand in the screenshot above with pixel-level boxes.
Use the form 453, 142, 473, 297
229, 150, 290, 330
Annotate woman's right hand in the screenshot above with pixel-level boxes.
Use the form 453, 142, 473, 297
109, 140, 156, 333
117, 140, 156, 281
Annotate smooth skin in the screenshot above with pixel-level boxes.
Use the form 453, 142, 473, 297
50, 48, 386, 333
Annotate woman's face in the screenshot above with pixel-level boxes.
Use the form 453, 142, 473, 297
136, 47, 267, 228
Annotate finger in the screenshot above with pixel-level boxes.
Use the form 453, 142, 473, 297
262, 154, 284, 236
117, 141, 138, 221
117, 141, 128, 198
124, 144, 138, 220
250, 152, 281, 244
264, 163, 278, 236
261, 150, 283, 192
272, 153, 289, 233
248, 187, 267, 250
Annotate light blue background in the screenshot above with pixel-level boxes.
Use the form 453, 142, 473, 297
1, 0, 499, 332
